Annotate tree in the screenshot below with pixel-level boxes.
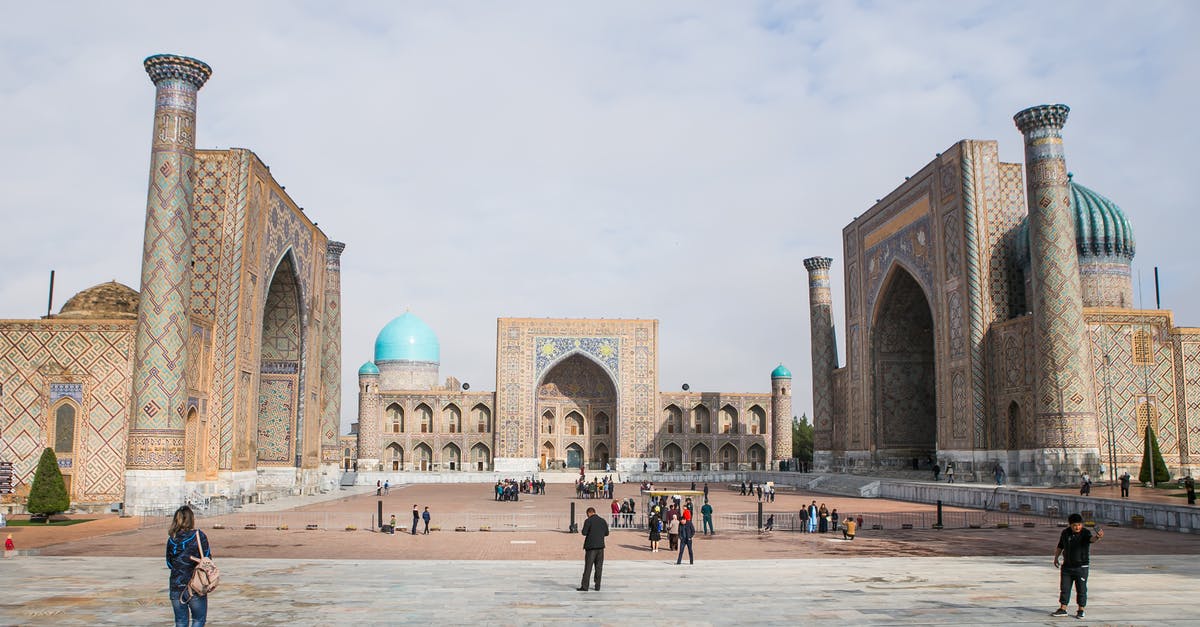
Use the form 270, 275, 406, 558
1138, 425, 1171, 486
27, 447, 70, 519
792, 414, 814, 462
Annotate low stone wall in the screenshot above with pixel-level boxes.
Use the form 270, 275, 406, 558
879, 481, 1200, 533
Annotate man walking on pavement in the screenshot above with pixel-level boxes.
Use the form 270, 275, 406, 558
411, 504, 419, 535
1119, 471, 1131, 498
578, 507, 608, 591
422, 506, 431, 534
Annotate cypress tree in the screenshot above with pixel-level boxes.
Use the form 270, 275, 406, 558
27, 447, 69, 519
1137, 425, 1172, 486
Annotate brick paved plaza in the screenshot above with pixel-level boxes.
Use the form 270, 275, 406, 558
3, 481, 1200, 624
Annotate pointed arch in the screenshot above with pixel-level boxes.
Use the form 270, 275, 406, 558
386, 442, 404, 471
663, 404, 683, 434
690, 442, 710, 470
472, 403, 491, 433
565, 442, 584, 469
471, 443, 491, 471
565, 411, 584, 437
443, 403, 462, 434
748, 405, 766, 435
416, 403, 433, 434
719, 442, 739, 470
593, 411, 609, 435
386, 403, 404, 433
541, 409, 555, 434
691, 405, 711, 434
414, 442, 433, 471
441, 442, 461, 470
719, 404, 739, 434
870, 263, 937, 457
257, 250, 305, 467
662, 443, 683, 471
747, 443, 766, 470
593, 442, 609, 468
540, 441, 556, 470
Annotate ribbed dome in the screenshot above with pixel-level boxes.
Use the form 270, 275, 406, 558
57, 281, 139, 319
358, 361, 380, 376
1015, 175, 1135, 266
374, 312, 440, 363
771, 364, 792, 379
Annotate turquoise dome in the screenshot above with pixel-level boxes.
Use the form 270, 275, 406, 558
1016, 175, 1135, 266
358, 361, 380, 376
771, 364, 792, 379
374, 312, 440, 363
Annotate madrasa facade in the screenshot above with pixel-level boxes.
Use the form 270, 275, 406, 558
806, 104, 1199, 484
0, 55, 343, 515
350, 316, 794, 475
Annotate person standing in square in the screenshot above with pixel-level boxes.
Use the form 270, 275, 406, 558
578, 507, 608, 591
1051, 513, 1103, 619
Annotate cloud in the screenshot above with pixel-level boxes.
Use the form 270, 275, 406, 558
1, 2, 1197, 434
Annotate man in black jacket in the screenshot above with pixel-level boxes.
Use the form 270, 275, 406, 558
578, 507, 609, 591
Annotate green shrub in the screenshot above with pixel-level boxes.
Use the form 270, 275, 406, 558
1138, 426, 1171, 485
27, 448, 70, 518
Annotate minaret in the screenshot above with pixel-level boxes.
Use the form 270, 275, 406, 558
804, 257, 837, 461
770, 365, 793, 468
1013, 104, 1100, 479
320, 241, 346, 466
125, 54, 211, 513
356, 362, 382, 472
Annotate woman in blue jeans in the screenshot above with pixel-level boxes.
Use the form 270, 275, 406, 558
166, 505, 212, 626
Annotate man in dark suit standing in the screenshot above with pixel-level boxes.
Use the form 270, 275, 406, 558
578, 506, 609, 591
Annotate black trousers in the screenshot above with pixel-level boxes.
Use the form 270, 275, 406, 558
581, 549, 604, 588
1058, 565, 1088, 607
676, 538, 693, 564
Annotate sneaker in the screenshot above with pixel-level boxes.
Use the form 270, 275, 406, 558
1050, 608, 1069, 617
1076, 610, 1085, 619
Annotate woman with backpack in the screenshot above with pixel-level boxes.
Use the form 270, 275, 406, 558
648, 507, 662, 552
166, 505, 213, 627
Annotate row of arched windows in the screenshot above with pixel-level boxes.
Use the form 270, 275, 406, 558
540, 410, 609, 436
384, 402, 492, 434
662, 404, 767, 435
660, 442, 767, 470
382, 441, 491, 471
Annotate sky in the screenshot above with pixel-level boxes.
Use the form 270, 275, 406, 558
2, 2, 1198, 435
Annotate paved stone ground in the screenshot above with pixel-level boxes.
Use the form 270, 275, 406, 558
1, 555, 1197, 625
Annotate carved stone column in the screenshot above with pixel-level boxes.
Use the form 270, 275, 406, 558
320, 241, 346, 465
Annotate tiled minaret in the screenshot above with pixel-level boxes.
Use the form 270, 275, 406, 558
770, 366, 793, 468
320, 241, 346, 466
125, 54, 212, 513
356, 363, 382, 471
804, 257, 837, 468
1013, 104, 1100, 478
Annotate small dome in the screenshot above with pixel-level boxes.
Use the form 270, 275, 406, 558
358, 361, 380, 376
57, 281, 139, 319
1016, 176, 1135, 266
771, 364, 792, 379
374, 312, 440, 363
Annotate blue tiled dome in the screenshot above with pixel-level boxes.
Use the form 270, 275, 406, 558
374, 312, 440, 363
358, 361, 380, 376
771, 364, 792, 379
1016, 175, 1135, 266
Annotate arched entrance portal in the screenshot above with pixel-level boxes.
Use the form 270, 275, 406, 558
536, 353, 616, 470
257, 253, 304, 468
871, 266, 937, 461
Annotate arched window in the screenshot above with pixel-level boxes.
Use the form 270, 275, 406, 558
691, 405, 710, 434
417, 404, 433, 433
53, 403, 76, 454
664, 405, 682, 434
748, 405, 766, 435
386, 403, 404, 433
542, 410, 555, 434
593, 412, 609, 435
473, 404, 491, 433
444, 404, 461, 433
566, 411, 584, 436
719, 405, 738, 434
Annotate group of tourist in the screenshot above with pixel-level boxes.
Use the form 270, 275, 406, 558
739, 481, 775, 502
576, 476, 615, 500
385, 505, 432, 534
609, 498, 637, 528
494, 478, 540, 501
798, 500, 840, 533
